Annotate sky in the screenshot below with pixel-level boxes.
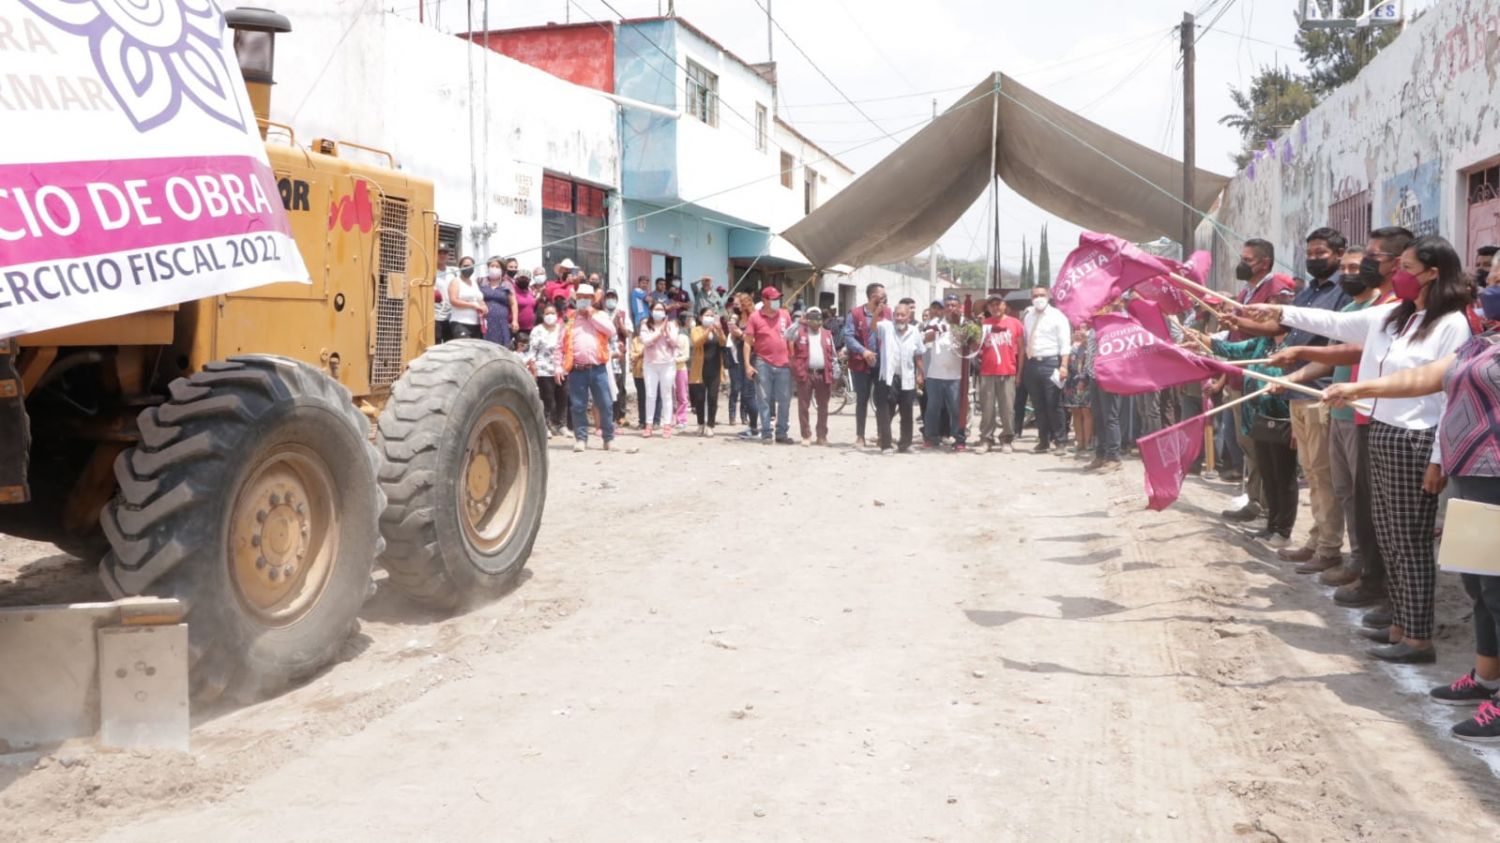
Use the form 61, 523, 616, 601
403, 0, 1436, 273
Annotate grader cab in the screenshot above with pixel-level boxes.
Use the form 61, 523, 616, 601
0, 8, 547, 706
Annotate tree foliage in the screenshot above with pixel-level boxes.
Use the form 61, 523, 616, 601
1037, 223, 1051, 287
1219, 3, 1404, 168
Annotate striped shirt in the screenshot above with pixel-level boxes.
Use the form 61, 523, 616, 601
1440, 333, 1500, 477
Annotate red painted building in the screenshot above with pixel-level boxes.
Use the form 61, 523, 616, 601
472, 22, 615, 93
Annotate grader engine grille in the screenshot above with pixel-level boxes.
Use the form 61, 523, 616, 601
373, 196, 410, 389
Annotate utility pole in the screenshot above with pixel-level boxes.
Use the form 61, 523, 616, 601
766, 0, 773, 61
668, 0, 676, 17
1180, 11, 1196, 257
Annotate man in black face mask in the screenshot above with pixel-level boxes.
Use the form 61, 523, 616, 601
1233, 228, 1352, 572
1474, 244, 1497, 288
1266, 226, 1413, 621
1221, 239, 1296, 524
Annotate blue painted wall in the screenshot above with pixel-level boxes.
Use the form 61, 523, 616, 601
616, 21, 678, 202
625, 199, 734, 285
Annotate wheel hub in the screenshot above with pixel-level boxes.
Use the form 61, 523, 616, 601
457, 407, 528, 560
229, 447, 339, 624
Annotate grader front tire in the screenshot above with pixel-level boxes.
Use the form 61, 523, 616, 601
100, 356, 382, 701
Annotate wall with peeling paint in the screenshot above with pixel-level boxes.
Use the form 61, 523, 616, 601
1210, 0, 1500, 290
266, 4, 623, 278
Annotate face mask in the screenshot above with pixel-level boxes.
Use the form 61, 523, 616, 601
1391, 269, 1426, 303
652, 310, 666, 321
543, 313, 557, 326
488, 268, 503, 280
1338, 275, 1368, 297
1305, 257, 1336, 280
605, 299, 618, 311
1480, 285, 1500, 321
1477, 268, 1491, 287
807, 320, 823, 330
1032, 297, 1048, 311
575, 299, 592, 311
460, 267, 474, 278
1234, 261, 1254, 281
701, 315, 715, 326
1358, 255, 1384, 287
517, 277, 531, 288
769, 300, 782, 311
671, 281, 681, 289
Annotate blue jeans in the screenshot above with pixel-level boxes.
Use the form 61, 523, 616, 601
754, 361, 791, 440
569, 365, 615, 443
923, 378, 962, 445
1092, 382, 1122, 461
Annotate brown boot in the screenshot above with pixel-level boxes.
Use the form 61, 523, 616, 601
1084, 457, 1107, 471
1319, 563, 1361, 587
1296, 554, 1342, 575
1278, 545, 1316, 563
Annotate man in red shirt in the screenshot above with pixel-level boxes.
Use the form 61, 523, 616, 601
743, 286, 794, 444
977, 293, 1026, 453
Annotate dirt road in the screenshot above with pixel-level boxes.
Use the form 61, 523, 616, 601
3, 412, 1499, 841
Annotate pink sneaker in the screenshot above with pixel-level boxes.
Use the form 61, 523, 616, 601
663, 426, 674, 439
642, 426, 653, 438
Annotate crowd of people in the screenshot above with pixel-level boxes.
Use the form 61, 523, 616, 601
430, 227, 1500, 745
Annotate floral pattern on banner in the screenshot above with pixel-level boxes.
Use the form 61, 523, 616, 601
20, 0, 246, 133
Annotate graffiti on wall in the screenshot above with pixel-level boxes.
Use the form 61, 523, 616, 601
1380, 161, 1441, 237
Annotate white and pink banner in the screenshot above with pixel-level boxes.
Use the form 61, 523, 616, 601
0, 0, 308, 338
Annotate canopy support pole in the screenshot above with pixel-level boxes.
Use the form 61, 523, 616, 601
983, 80, 1000, 292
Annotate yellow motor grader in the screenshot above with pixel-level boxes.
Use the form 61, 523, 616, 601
0, 9, 547, 701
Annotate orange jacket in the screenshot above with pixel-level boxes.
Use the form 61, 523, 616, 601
561, 312, 612, 372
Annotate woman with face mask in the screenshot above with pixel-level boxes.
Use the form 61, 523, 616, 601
1324, 284, 1500, 743
479, 258, 514, 348
528, 305, 567, 436
446, 256, 488, 340
1251, 235, 1474, 665
673, 311, 693, 430
638, 305, 679, 438
513, 270, 538, 338
690, 306, 726, 436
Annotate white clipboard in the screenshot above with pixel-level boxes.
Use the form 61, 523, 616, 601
1437, 498, 1500, 576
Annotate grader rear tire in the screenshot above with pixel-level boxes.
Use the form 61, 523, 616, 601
375, 340, 547, 611
99, 356, 382, 701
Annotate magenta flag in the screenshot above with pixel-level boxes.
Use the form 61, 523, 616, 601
1125, 297, 1173, 341
1131, 251, 1212, 316
1138, 413, 1207, 511
1052, 232, 1174, 326
1091, 312, 1238, 395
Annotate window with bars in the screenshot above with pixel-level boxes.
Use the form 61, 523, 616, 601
1469, 165, 1500, 204
686, 60, 718, 127
755, 103, 767, 152
1329, 190, 1371, 246
780, 152, 794, 189
541, 174, 610, 279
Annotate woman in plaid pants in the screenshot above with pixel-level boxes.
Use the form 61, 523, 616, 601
1328, 284, 1500, 742
1252, 234, 1473, 663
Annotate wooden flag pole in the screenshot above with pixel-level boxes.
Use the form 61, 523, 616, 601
1169, 272, 1246, 311
1204, 385, 1274, 419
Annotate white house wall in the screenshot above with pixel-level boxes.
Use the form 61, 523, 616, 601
267, 4, 621, 276
1212, 0, 1500, 287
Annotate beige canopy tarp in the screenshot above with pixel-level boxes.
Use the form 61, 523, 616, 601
781, 73, 1230, 270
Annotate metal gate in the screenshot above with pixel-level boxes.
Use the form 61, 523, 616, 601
1467, 167, 1500, 261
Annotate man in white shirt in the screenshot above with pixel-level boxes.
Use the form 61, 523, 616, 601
922, 295, 970, 452
433, 245, 454, 342
1021, 285, 1072, 453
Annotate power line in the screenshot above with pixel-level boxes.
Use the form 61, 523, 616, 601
743, 0, 901, 144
